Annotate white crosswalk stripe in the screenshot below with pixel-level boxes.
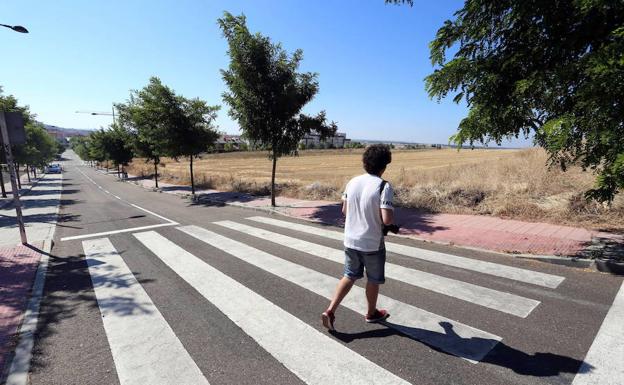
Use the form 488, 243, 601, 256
214, 220, 540, 318
133, 230, 411, 385
178, 225, 501, 363
247, 216, 565, 289
82, 238, 210, 385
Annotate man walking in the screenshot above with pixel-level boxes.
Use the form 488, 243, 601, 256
322, 144, 394, 331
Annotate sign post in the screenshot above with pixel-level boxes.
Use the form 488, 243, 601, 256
0, 111, 27, 244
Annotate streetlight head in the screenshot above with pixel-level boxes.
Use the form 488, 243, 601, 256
12, 25, 28, 33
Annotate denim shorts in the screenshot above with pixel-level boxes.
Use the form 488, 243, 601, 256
343, 247, 386, 284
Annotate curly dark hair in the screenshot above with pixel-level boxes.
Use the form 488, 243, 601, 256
362, 144, 392, 175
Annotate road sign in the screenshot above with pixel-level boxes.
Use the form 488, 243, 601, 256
0, 112, 26, 145
0, 111, 27, 244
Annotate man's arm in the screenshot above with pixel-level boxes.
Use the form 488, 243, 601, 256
342, 201, 347, 216
381, 208, 393, 225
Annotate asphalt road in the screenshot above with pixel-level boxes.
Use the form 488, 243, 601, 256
26, 154, 624, 385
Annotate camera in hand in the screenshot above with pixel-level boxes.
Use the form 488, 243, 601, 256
382, 224, 400, 236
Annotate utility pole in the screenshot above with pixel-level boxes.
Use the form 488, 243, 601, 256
0, 112, 27, 244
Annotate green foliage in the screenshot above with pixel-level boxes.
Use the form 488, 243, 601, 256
85, 125, 134, 172
117, 77, 220, 192
420, 0, 624, 202
345, 141, 364, 149
70, 136, 93, 161
116, 77, 172, 167
219, 12, 337, 205
0, 87, 58, 168
106, 124, 135, 168
168, 96, 220, 160
13, 124, 59, 168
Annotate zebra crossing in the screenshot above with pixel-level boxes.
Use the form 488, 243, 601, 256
80, 216, 567, 385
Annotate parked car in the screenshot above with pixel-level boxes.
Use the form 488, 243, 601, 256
45, 164, 62, 174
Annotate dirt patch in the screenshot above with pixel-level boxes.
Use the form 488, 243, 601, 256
126, 148, 624, 232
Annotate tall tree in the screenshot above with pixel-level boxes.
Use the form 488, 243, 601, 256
88, 129, 112, 168
393, 0, 624, 202
166, 96, 220, 195
116, 77, 172, 188
219, 12, 337, 206
105, 124, 135, 178
0, 86, 36, 189
13, 124, 59, 177
70, 136, 93, 163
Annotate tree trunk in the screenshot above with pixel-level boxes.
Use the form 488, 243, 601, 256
190, 156, 195, 195
0, 167, 6, 198
16, 164, 21, 189
117, 164, 121, 179
26, 165, 31, 183
270, 155, 277, 207
33, 166, 37, 179
154, 161, 159, 189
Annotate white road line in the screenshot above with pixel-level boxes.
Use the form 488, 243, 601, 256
247, 216, 565, 289
75, 167, 177, 224
61, 223, 178, 241
215, 220, 540, 318
572, 281, 624, 385
178, 225, 501, 363
129, 203, 176, 224
134, 231, 410, 385
82, 238, 209, 385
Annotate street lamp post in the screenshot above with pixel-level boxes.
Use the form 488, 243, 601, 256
0, 24, 29, 33
76, 105, 117, 124
1, 23, 28, 244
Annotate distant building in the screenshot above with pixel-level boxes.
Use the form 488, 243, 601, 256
300, 131, 348, 148
215, 134, 244, 151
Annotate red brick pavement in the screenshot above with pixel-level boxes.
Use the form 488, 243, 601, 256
0, 242, 42, 377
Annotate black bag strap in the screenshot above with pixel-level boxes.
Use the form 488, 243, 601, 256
379, 180, 387, 197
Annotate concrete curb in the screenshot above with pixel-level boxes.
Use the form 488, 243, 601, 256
3, 238, 53, 385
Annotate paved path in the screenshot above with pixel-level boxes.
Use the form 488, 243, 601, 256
119, 172, 621, 257
0, 242, 43, 379
0, 171, 37, 208
0, 174, 62, 247
0, 171, 61, 382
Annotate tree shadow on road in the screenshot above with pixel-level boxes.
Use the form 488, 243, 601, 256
24, 246, 156, 373
330, 321, 592, 378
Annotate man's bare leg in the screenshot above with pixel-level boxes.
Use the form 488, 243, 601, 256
365, 281, 380, 316
327, 276, 356, 313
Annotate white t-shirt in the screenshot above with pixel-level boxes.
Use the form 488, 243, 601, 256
342, 173, 394, 252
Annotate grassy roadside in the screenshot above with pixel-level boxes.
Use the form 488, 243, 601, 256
126, 148, 624, 233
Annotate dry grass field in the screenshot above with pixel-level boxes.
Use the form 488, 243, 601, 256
127, 148, 624, 232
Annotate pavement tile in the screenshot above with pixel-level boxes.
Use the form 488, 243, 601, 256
0, 242, 43, 377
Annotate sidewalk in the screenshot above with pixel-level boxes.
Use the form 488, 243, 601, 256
0, 174, 63, 247
0, 173, 60, 381
0, 172, 39, 209
0, 242, 45, 380
117, 170, 623, 258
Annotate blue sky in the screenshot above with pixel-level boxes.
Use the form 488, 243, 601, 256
1, 0, 531, 146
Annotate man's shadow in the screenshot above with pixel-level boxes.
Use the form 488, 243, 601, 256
330, 321, 593, 377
